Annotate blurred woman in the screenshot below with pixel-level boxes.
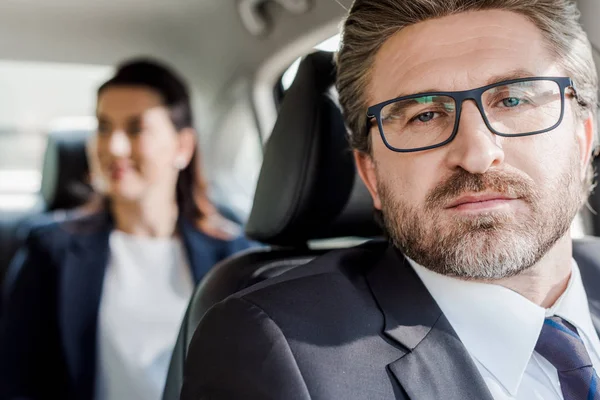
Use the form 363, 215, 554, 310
0, 59, 255, 400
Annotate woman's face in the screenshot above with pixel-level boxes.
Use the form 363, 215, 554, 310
96, 86, 194, 203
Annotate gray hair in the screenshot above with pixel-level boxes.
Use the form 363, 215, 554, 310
336, 0, 598, 155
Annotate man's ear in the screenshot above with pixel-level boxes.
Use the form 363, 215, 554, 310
578, 114, 596, 180
354, 150, 382, 210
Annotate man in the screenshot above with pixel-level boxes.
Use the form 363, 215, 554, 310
181, 0, 600, 399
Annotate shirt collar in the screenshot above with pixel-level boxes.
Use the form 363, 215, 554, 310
408, 258, 593, 396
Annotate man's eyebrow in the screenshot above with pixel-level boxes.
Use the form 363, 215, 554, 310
483, 68, 538, 86
390, 69, 538, 99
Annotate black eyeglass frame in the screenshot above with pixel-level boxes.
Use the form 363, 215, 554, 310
365, 77, 576, 153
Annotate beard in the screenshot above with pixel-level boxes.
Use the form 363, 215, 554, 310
378, 152, 583, 279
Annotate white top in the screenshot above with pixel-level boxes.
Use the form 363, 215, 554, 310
409, 258, 600, 400
95, 231, 194, 400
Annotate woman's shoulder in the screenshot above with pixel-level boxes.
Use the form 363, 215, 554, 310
5, 211, 111, 295
21, 210, 110, 254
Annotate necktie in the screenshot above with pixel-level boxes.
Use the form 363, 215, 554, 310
535, 316, 600, 400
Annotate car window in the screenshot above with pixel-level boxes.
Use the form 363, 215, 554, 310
276, 34, 341, 101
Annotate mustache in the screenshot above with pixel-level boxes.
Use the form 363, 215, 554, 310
426, 169, 536, 209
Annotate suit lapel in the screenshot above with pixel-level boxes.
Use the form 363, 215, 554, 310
366, 247, 494, 400
59, 212, 111, 399
178, 218, 216, 284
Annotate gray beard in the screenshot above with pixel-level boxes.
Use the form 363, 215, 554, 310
378, 161, 581, 279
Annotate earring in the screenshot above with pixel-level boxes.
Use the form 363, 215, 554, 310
174, 158, 187, 170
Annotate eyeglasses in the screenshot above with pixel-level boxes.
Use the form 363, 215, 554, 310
366, 77, 576, 153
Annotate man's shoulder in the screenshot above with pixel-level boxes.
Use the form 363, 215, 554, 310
229, 239, 390, 313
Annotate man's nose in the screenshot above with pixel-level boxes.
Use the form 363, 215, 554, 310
444, 101, 505, 174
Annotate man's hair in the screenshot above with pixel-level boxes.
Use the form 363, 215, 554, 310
336, 0, 598, 156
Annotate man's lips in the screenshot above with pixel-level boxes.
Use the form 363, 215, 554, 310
445, 193, 518, 210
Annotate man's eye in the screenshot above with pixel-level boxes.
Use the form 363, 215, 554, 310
411, 111, 437, 123
501, 97, 522, 108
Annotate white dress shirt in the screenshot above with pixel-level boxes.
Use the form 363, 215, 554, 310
409, 258, 600, 399
94, 231, 194, 400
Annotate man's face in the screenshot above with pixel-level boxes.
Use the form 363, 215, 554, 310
356, 10, 594, 278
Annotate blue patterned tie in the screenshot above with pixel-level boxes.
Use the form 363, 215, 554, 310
535, 316, 600, 400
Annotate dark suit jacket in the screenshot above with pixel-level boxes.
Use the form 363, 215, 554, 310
181, 239, 600, 400
0, 211, 255, 400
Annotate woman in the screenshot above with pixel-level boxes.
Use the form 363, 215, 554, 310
0, 59, 256, 400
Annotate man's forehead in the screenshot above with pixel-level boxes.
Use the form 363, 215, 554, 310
368, 9, 561, 105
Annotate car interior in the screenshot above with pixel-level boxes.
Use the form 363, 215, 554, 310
163, 49, 381, 399
0, 0, 352, 313
2, 0, 600, 398
0, 129, 92, 310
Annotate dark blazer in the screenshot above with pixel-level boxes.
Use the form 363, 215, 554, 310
0, 211, 255, 400
181, 239, 600, 400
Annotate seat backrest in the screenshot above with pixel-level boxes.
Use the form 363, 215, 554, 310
584, 156, 600, 235
0, 129, 92, 310
162, 51, 381, 400
39, 129, 93, 211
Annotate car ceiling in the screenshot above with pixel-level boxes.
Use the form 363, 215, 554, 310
0, 0, 597, 128
0, 0, 351, 113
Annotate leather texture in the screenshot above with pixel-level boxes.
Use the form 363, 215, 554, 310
245, 51, 381, 246
40, 129, 92, 210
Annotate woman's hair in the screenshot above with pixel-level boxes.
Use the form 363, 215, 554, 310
97, 58, 210, 222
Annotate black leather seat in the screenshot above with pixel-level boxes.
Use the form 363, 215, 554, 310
584, 156, 600, 235
38, 129, 94, 212
0, 129, 93, 310
162, 51, 381, 400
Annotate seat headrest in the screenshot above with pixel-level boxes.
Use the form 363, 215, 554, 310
40, 129, 93, 210
246, 51, 381, 246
